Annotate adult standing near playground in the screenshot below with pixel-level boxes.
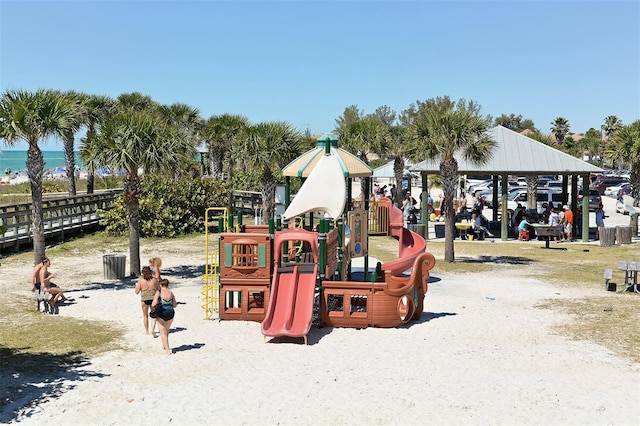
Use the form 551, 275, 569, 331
151, 278, 177, 355
402, 194, 413, 227
562, 205, 574, 241
148, 257, 163, 336
135, 266, 159, 335
595, 203, 606, 239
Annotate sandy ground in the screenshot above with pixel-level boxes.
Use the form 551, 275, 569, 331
1, 228, 639, 426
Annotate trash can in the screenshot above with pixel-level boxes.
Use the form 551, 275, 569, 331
616, 226, 633, 244
599, 227, 616, 246
434, 223, 445, 238
103, 254, 126, 279
409, 223, 426, 237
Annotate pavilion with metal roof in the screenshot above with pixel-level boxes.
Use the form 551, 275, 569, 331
410, 125, 604, 241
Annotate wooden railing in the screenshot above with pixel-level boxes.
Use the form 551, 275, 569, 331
232, 190, 263, 214
0, 190, 123, 251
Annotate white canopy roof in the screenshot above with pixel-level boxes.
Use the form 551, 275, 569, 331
282, 153, 346, 220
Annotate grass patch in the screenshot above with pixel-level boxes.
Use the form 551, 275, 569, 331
0, 296, 125, 406
536, 294, 639, 362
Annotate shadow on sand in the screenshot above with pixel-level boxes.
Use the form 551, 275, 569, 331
0, 348, 106, 423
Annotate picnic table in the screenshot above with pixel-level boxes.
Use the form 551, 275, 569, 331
532, 223, 563, 248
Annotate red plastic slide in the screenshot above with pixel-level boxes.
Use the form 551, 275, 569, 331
380, 203, 427, 276
261, 229, 319, 342
261, 265, 317, 339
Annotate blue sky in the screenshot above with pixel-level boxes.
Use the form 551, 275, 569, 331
1, 0, 639, 151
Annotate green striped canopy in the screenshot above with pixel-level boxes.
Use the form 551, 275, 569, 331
281, 133, 373, 178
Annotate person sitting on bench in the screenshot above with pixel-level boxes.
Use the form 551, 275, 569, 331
39, 257, 67, 307
471, 213, 494, 239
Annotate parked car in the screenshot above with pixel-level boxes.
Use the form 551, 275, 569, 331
604, 182, 631, 197
478, 185, 528, 208
467, 179, 492, 194
591, 176, 629, 195
577, 188, 602, 212
465, 175, 491, 192
505, 189, 564, 215
543, 180, 563, 189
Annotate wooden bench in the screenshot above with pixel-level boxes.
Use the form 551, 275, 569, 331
34, 287, 53, 313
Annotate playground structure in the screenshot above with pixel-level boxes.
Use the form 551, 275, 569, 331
206, 135, 436, 343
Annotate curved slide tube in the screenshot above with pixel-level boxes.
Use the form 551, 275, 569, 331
380, 202, 427, 276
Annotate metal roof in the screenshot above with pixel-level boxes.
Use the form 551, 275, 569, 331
372, 159, 414, 178
410, 126, 603, 175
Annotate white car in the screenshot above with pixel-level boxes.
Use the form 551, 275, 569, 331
604, 182, 631, 197
467, 179, 492, 194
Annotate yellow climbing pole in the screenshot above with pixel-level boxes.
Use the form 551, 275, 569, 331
201, 207, 228, 319
201, 248, 219, 319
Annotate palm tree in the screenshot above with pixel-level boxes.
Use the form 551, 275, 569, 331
0, 89, 79, 263
336, 114, 387, 197
157, 102, 202, 178
60, 91, 86, 195
602, 115, 623, 139
370, 106, 409, 205
581, 128, 605, 165
387, 124, 409, 204
91, 108, 196, 275
405, 96, 495, 262
241, 121, 303, 222
606, 120, 640, 205
550, 117, 570, 144
201, 114, 249, 212
526, 131, 555, 208
201, 113, 249, 179
80, 94, 115, 194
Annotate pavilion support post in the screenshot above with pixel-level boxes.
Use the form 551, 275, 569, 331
570, 174, 578, 239
500, 175, 508, 240
492, 175, 499, 222
285, 176, 291, 209
364, 176, 370, 282
346, 178, 352, 213
421, 172, 429, 240
562, 177, 569, 206
500, 175, 509, 240
582, 172, 590, 242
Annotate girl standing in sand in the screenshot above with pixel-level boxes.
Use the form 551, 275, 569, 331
149, 257, 162, 280
151, 278, 177, 355
148, 257, 163, 335
135, 266, 159, 335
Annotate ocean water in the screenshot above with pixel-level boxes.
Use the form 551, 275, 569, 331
0, 151, 83, 174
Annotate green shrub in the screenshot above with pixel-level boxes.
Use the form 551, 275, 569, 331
101, 176, 230, 237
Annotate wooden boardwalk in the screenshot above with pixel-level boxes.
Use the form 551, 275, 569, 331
0, 190, 123, 252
